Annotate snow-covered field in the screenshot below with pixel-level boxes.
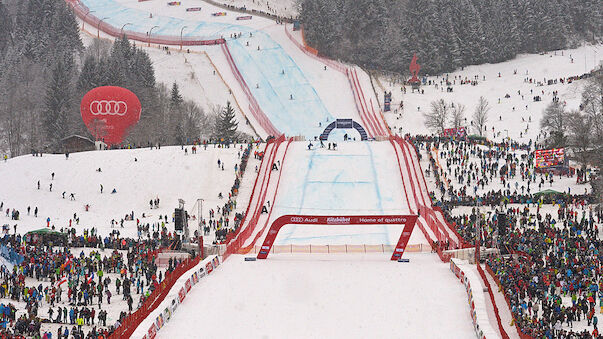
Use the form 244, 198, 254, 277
157, 253, 475, 339
381, 44, 603, 142
0, 145, 252, 240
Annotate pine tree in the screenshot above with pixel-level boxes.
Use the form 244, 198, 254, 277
214, 102, 238, 142
170, 82, 184, 109
43, 59, 72, 148
0, 1, 12, 54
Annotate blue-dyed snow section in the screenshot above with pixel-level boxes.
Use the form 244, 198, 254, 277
82, 0, 333, 137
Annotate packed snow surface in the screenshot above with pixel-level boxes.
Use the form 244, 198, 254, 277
157, 253, 475, 339
265, 141, 423, 246
0, 146, 244, 240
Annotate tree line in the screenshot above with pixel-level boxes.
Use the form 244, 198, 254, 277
0, 0, 242, 157
301, 0, 601, 75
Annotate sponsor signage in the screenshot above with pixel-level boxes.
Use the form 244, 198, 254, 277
534, 148, 565, 168
80, 86, 141, 146
258, 215, 417, 260
236, 15, 252, 20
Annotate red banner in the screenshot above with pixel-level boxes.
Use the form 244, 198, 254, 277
147, 323, 157, 339
205, 261, 214, 274
442, 127, 466, 138
257, 215, 417, 260
534, 148, 565, 168
178, 287, 186, 303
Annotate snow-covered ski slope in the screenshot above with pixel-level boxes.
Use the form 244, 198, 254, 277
157, 253, 476, 339
82, 0, 335, 137
243, 141, 429, 248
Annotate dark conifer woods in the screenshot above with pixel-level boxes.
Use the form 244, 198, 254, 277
301, 0, 602, 75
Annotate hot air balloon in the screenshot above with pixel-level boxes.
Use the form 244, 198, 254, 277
80, 86, 141, 146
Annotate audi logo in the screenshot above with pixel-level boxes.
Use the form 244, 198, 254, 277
90, 100, 128, 116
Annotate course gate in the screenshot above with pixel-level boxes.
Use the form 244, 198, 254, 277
257, 215, 417, 260
319, 119, 368, 141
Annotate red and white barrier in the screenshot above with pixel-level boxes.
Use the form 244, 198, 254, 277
222, 136, 290, 259
239, 138, 293, 252
450, 259, 500, 339
133, 256, 222, 339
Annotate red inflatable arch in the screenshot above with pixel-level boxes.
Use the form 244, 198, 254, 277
257, 214, 417, 260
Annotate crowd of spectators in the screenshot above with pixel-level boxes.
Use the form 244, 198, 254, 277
0, 229, 176, 338
410, 135, 603, 338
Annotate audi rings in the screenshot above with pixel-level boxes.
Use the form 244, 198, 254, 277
89, 100, 128, 116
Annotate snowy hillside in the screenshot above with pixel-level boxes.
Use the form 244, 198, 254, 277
0, 145, 254, 239
380, 44, 603, 142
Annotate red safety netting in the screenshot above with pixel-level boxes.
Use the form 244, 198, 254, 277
220, 43, 280, 137
477, 264, 510, 339
222, 135, 287, 260
486, 264, 536, 339
239, 138, 293, 253
65, 0, 225, 47
283, 25, 345, 74
109, 256, 201, 339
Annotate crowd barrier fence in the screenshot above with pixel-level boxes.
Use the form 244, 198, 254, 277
477, 264, 510, 338
110, 256, 201, 338
450, 259, 500, 339
223, 136, 286, 260
486, 264, 535, 339
139, 256, 222, 339
239, 138, 293, 253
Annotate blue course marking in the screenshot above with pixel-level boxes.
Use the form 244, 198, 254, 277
280, 149, 316, 242
365, 143, 388, 244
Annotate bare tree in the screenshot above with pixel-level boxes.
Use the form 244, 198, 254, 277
566, 111, 592, 165
540, 101, 568, 147
450, 103, 466, 130
581, 73, 603, 146
424, 99, 448, 134
472, 96, 489, 136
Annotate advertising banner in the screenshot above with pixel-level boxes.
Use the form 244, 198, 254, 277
534, 148, 565, 168
258, 215, 417, 260
442, 127, 466, 138
236, 15, 252, 20
178, 287, 186, 303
